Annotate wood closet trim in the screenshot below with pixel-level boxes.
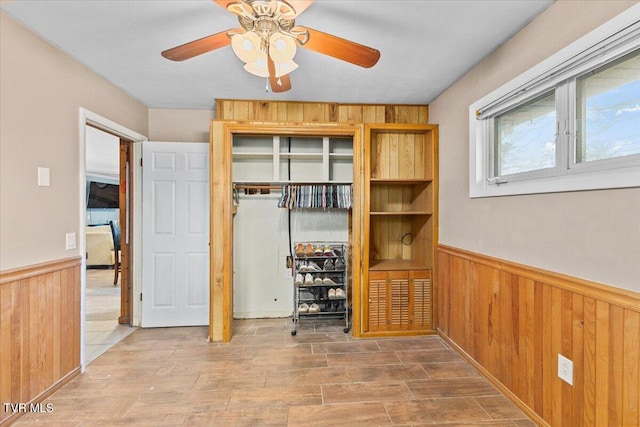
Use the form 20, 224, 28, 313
209, 121, 364, 343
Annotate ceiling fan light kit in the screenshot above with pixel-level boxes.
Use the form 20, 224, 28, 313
161, 0, 381, 93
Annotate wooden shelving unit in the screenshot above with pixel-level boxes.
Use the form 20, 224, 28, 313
362, 123, 438, 335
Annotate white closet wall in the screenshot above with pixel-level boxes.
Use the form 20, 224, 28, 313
233, 195, 348, 318
232, 134, 353, 319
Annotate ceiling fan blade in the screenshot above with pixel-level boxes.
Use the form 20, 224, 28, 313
212, 0, 236, 9
291, 0, 314, 16
271, 74, 292, 92
295, 26, 380, 68
267, 55, 292, 92
161, 29, 237, 61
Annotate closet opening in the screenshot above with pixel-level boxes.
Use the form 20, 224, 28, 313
210, 123, 363, 342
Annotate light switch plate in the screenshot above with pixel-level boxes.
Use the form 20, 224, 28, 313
65, 232, 76, 250
37, 167, 50, 187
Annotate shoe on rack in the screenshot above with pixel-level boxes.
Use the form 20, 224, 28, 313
306, 261, 322, 271
308, 303, 320, 313
323, 259, 335, 270
335, 257, 345, 270
323, 245, 334, 256
295, 243, 305, 257
334, 288, 345, 299
314, 275, 323, 285
304, 273, 314, 286
298, 303, 309, 313
295, 273, 303, 286
328, 288, 336, 299
314, 245, 323, 256
305, 243, 315, 256
323, 276, 336, 285
328, 302, 337, 312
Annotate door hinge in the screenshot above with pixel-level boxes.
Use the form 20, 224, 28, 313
139, 158, 143, 167
140, 293, 143, 301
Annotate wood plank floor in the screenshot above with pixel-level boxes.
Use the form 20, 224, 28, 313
13, 318, 535, 426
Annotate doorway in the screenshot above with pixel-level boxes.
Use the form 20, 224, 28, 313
80, 108, 146, 368
84, 125, 134, 362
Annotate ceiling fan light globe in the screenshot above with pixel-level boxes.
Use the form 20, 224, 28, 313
231, 32, 261, 63
244, 50, 269, 77
269, 33, 296, 63
275, 59, 298, 78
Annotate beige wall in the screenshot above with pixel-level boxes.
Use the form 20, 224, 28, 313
0, 11, 149, 270
148, 108, 214, 143
430, 1, 640, 292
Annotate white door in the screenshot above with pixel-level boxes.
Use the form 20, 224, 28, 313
141, 142, 209, 327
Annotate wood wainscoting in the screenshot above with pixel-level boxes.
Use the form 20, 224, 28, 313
437, 245, 640, 427
0, 257, 81, 425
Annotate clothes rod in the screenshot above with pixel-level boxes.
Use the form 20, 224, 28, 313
234, 184, 281, 190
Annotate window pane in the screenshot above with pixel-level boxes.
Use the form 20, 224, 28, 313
576, 49, 640, 163
494, 91, 556, 176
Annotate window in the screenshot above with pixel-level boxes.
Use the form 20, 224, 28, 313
575, 51, 640, 164
470, 8, 640, 197
494, 91, 557, 178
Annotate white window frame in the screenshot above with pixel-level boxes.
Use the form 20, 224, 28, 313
469, 4, 640, 198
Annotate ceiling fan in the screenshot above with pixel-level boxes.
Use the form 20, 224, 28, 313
161, 0, 381, 93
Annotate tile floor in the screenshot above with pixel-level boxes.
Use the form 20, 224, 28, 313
85, 269, 135, 363
14, 315, 535, 426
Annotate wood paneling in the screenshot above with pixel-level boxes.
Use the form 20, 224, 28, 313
212, 100, 429, 343
0, 257, 81, 425
216, 99, 428, 124
437, 245, 640, 427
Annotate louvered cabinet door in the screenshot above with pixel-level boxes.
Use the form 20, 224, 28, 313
367, 271, 388, 332
388, 271, 411, 330
410, 270, 432, 330
367, 270, 432, 332
367, 271, 410, 331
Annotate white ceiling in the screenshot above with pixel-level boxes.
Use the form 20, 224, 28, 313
2, 0, 554, 110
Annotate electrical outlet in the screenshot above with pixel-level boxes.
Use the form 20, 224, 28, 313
558, 354, 573, 385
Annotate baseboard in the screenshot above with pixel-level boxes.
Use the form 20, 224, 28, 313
1, 366, 81, 426
437, 330, 548, 427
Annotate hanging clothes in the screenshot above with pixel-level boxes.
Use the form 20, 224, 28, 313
277, 184, 352, 209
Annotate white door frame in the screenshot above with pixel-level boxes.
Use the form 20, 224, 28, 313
78, 108, 147, 370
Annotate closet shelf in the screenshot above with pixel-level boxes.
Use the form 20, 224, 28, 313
369, 178, 432, 183
369, 259, 431, 271
370, 211, 432, 216
232, 152, 273, 159
280, 153, 323, 159
234, 180, 352, 185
